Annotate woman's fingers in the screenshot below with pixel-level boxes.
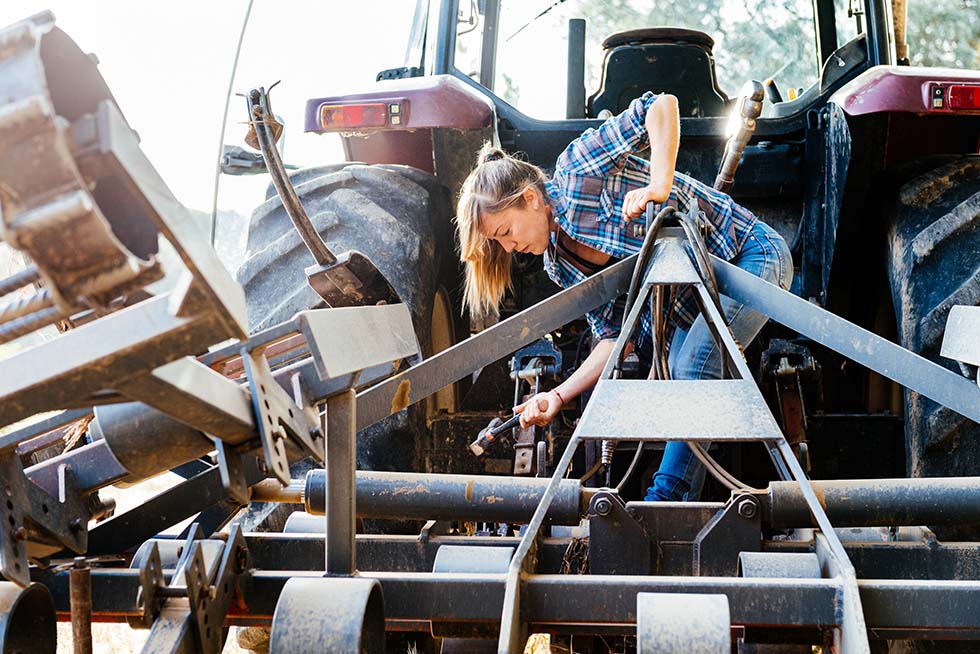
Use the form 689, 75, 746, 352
516, 392, 558, 428
624, 188, 646, 220
624, 186, 670, 221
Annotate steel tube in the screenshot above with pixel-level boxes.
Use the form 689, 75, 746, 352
89, 403, 215, 482
769, 477, 980, 528
69, 558, 92, 654
304, 470, 584, 525
566, 19, 586, 119
325, 389, 356, 575
0, 265, 40, 297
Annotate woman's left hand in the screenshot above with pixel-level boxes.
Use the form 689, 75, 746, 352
623, 184, 671, 220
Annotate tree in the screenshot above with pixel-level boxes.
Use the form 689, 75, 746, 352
907, 0, 980, 69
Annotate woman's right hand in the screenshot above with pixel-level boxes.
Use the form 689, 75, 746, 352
514, 390, 564, 428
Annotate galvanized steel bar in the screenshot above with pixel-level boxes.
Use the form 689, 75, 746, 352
356, 255, 638, 431
325, 389, 357, 575
712, 256, 980, 424
769, 477, 980, 528
36, 564, 980, 636
774, 438, 870, 654
498, 434, 583, 653
303, 470, 584, 525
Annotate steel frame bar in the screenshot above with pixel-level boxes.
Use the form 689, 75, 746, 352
693, 243, 868, 653
38, 565, 980, 639
325, 389, 357, 575
355, 254, 638, 431
712, 257, 980, 424
497, 234, 871, 653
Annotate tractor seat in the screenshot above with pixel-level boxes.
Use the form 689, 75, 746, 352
589, 27, 730, 119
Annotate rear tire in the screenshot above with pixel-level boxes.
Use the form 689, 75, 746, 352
236, 163, 464, 531
887, 156, 980, 488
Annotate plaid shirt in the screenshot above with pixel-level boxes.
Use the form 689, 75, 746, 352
542, 92, 757, 355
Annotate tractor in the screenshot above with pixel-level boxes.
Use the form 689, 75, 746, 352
0, 1, 978, 653
235, 0, 980, 506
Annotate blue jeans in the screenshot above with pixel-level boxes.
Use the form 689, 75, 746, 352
643, 220, 794, 502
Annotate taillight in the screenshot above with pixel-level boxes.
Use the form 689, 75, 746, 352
320, 103, 388, 129
949, 85, 980, 111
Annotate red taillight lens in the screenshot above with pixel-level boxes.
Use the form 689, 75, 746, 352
949, 85, 980, 110
319, 103, 388, 129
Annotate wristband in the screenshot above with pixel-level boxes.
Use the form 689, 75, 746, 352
552, 389, 566, 406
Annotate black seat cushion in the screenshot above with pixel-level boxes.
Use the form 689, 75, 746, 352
590, 28, 729, 118
602, 27, 715, 52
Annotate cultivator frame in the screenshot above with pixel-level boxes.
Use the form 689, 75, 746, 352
11, 225, 980, 653
4, 10, 980, 654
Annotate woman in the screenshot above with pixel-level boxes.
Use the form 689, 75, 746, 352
456, 92, 793, 501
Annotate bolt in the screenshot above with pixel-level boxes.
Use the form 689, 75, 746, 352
12, 526, 27, 541
234, 545, 249, 574
271, 425, 287, 441
593, 497, 613, 517
69, 518, 84, 532
73, 556, 87, 570
309, 427, 322, 441
737, 498, 758, 519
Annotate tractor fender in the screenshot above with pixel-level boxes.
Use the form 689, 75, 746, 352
829, 65, 980, 116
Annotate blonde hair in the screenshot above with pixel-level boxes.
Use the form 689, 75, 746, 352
456, 143, 548, 317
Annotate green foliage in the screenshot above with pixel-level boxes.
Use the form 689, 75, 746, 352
907, 0, 980, 69
575, 0, 820, 96
489, 0, 979, 119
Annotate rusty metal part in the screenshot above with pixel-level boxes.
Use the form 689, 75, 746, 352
892, 0, 908, 64
0, 17, 161, 313
69, 557, 92, 654
513, 408, 540, 476
250, 478, 304, 504
0, 17, 246, 429
0, 581, 56, 654
269, 577, 385, 654
246, 86, 400, 309
768, 477, 980, 528
304, 470, 584, 525
761, 340, 822, 458
139, 525, 250, 654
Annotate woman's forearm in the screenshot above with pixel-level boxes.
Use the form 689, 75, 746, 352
645, 94, 680, 199
553, 338, 618, 403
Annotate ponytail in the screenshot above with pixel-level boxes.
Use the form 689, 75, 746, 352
456, 143, 547, 317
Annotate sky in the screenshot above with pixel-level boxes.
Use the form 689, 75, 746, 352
0, 1, 417, 222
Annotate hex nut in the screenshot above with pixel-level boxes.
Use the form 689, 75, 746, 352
737, 498, 758, 519
594, 497, 613, 517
